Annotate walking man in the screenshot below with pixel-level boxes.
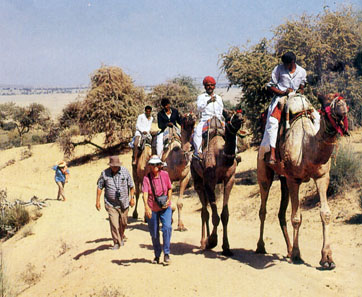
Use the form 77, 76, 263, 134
96, 156, 135, 250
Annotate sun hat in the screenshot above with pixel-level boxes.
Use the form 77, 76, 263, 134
57, 161, 67, 168
108, 156, 122, 167
148, 155, 163, 165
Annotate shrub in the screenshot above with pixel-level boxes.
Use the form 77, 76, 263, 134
20, 263, 41, 288
328, 145, 362, 196
5, 205, 30, 231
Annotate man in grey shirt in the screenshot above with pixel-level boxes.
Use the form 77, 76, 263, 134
96, 156, 135, 249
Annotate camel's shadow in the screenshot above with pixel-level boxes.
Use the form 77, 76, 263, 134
111, 258, 152, 266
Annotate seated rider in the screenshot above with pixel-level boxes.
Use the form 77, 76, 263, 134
193, 76, 224, 158
260, 51, 320, 164
156, 98, 181, 159
132, 105, 153, 165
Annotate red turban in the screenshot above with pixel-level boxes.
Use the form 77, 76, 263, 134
203, 76, 216, 85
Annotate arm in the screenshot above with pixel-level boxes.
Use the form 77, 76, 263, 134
163, 187, 172, 209
135, 114, 142, 132
96, 187, 102, 211
129, 187, 135, 207
142, 191, 152, 219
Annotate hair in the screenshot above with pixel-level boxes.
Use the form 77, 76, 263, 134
281, 51, 296, 64
161, 98, 170, 108
145, 105, 152, 111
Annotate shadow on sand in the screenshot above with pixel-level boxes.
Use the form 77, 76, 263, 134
73, 244, 112, 260
111, 258, 152, 266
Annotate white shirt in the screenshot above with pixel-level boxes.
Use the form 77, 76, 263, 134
197, 93, 224, 121
267, 64, 307, 92
135, 113, 153, 135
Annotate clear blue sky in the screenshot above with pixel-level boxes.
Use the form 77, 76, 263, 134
0, 0, 360, 87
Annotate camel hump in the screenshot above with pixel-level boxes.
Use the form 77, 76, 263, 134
285, 94, 313, 115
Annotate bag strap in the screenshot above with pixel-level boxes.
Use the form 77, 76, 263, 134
148, 173, 165, 197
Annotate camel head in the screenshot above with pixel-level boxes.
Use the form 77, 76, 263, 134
225, 110, 244, 134
318, 93, 349, 136
181, 112, 196, 132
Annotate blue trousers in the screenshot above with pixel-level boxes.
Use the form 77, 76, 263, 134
147, 206, 172, 257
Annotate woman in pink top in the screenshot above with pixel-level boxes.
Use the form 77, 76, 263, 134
142, 155, 172, 265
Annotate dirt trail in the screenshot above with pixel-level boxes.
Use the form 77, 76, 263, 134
1, 132, 362, 297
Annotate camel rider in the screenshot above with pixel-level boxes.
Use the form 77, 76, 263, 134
260, 51, 320, 164
193, 76, 224, 158
156, 98, 181, 159
132, 106, 153, 165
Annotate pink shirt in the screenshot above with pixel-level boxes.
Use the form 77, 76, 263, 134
142, 170, 172, 212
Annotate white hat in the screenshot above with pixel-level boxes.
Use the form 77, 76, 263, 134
148, 155, 163, 165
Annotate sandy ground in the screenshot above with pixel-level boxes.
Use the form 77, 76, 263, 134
1, 127, 361, 297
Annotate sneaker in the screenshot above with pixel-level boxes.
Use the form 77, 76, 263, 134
152, 257, 160, 264
163, 254, 171, 265
120, 240, 124, 246
111, 244, 120, 250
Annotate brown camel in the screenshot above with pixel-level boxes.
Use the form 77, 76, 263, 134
132, 134, 153, 219
191, 111, 244, 256
161, 113, 196, 231
256, 93, 349, 269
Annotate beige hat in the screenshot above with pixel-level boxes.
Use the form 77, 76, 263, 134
57, 161, 66, 168
108, 156, 122, 167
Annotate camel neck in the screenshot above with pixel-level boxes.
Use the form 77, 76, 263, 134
223, 126, 237, 157
313, 117, 337, 164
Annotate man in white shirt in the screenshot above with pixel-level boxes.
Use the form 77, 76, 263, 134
132, 106, 153, 165
193, 76, 224, 157
260, 51, 320, 164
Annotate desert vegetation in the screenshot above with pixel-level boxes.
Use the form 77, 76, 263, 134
221, 6, 362, 142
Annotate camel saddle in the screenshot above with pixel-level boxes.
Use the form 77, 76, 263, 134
162, 126, 181, 151
138, 133, 152, 155
201, 116, 225, 149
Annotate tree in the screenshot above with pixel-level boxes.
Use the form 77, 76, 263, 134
0, 102, 50, 145
221, 6, 362, 141
57, 66, 145, 156
147, 75, 199, 114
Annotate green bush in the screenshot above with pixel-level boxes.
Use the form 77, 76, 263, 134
328, 145, 362, 196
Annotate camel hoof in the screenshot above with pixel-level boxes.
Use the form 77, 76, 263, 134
256, 243, 266, 254
132, 211, 138, 219
319, 260, 336, 270
175, 226, 188, 232
292, 255, 304, 264
222, 249, 234, 257
206, 234, 218, 249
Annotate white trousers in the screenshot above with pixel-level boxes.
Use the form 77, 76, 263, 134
193, 120, 207, 154
156, 132, 164, 158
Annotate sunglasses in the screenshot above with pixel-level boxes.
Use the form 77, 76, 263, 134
150, 163, 162, 166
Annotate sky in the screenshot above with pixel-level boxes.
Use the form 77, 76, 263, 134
0, 0, 361, 87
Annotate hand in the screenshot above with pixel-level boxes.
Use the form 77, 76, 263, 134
145, 205, 152, 219
129, 196, 135, 207
167, 122, 173, 127
96, 201, 101, 211
162, 198, 170, 209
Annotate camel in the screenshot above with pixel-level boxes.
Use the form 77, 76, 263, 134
191, 111, 244, 256
132, 134, 153, 219
256, 93, 349, 269
161, 113, 196, 231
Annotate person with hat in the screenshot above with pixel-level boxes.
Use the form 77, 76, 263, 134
156, 98, 182, 158
52, 161, 69, 201
142, 155, 173, 265
193, 76, 224, 158
96, 156, 135, 250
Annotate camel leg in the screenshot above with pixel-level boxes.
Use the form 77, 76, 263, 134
315, 175, 335, 269
132, 180, 140, 219
221, 176, 234, 256
192, 170, 209, 250
204, 181, 219, 250
279, 176, 292, 257
287, 179, 303, 263
256, 159, 274, 254
175, 172, 190, 232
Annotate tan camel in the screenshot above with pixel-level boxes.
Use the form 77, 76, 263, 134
161, 113, 196, 231
191, 112, 244, 256
256, 93, 349, 269
132, 134, 153, 219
